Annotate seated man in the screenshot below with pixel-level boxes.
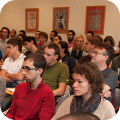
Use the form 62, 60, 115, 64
91, 42, 118, 101
6, 53, 55, 120
42, 44, 69, 97
0, 38, 26, 111
23, 36, 43, 56
53, 35, 62, 44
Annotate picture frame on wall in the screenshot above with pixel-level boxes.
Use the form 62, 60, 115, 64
53, 7, 69, 33
85, 6, 106, 34
25, 8, 39, 32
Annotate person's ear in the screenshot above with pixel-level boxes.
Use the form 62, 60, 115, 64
37, 68, 43, 75
54, 54, 58, 60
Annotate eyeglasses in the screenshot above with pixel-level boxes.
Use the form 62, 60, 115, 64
67, 34, 72, 36
93, 51, 107, 56
21, 66, 39, 72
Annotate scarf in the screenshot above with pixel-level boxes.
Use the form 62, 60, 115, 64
70, 93, 101, 113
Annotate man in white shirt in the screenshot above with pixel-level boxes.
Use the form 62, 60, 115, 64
0, 27, 10, 57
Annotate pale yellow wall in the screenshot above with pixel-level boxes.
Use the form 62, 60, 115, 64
0, 0, 120, 49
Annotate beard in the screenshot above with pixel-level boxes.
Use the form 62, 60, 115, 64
68, 37, 73, 42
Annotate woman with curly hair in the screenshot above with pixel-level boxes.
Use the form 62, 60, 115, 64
52, 62, 116, 120
69, 35, 87, 62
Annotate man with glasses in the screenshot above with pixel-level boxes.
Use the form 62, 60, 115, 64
6, 53, 55, 120
91, 42, 118, 102
67, 30, 75, 49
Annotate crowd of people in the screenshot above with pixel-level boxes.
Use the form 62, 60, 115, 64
0, 27, 119, 120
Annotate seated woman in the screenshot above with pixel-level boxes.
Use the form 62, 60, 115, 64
17, 34, 27, 53
69, 35, 87, 62
52, 62, 116, 120
58, 41, 76, 80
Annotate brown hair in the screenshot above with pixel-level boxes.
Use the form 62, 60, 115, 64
73, 62, 104, 97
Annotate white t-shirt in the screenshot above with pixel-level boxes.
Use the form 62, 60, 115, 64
2, 53, 26, 83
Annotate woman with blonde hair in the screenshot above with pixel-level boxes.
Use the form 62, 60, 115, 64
69, 35, 87, 62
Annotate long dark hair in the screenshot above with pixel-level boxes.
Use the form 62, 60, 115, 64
58, 41, 70, 57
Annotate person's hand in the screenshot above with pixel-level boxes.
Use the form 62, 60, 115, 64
102, 91, 111, 98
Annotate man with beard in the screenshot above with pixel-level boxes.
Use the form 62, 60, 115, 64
6, 53, 55, 120
49, 31, 58, 44
67, 30, 75, 49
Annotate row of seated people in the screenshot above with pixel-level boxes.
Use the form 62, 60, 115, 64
0, 29, 119, 119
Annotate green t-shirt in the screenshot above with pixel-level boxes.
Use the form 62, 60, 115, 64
42, 61, 69, 90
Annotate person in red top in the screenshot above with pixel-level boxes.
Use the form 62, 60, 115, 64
6, 53, 55, 120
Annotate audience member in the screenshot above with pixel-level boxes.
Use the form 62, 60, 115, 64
91, 42, 118, 101
69, 35, 87, 62
42, 44, 69, 97
94, 35, 103, 42
57, 112, 100, 120
86, 30, 94, 39
0, 27, 10, 56
0, 76, 6, 106
38, 32, 48, 50
19, 30, 26, 35
23, 36, 43, 56
10, 29, 16, 39
6, 53, 55, 120
67, 30, 75, 49
58, 41, 76, 79
79, 36, 101, 63
52, 62, 116, 120
49, 30, 58, 44
111, 54, 120, 107
53, 35, 62, 44
17, 34, 27, 53
0, 38, 26, 111
35, 31, 41, 45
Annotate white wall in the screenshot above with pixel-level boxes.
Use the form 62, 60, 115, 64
0, 0, 120, 49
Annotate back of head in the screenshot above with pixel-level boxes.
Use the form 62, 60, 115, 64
7, 38, 22, 52
57, 112, 100, 120
23, 36, 37, 47
87, 36, 101, 47
51, 30, 58, 36
96, 42, 115, 66
39, 32, 48, 41
47, 43, 60, 56
87, 31, 94, 36
94, 35, 103, 42
67, 30, 75, 36
24, 53, 47, 76
104, 36, 115, 47
1, 27, 10, 38
19, 30, 26, 35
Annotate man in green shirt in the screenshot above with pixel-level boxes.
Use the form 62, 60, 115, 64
42, 44, 69, 97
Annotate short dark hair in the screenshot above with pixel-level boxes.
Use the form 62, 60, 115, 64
94, 35, 103, 42
87, 31, 94, 36
87, 36, 101, 47
51, 31, 58, 36
96, 42, 115, 66
7, 38, 22, 52
1, 27, 10, 38
54, 35, 62, 41
38, 32, 48, 41
104, 36, 115, 47
67, 30, 75, 36
73, 62, 104, 97
24, 53, 47, 76
23, 36, 37, 47
47, 43, 60, 56
57, 112, 100, 120
19, 30, 26, 35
